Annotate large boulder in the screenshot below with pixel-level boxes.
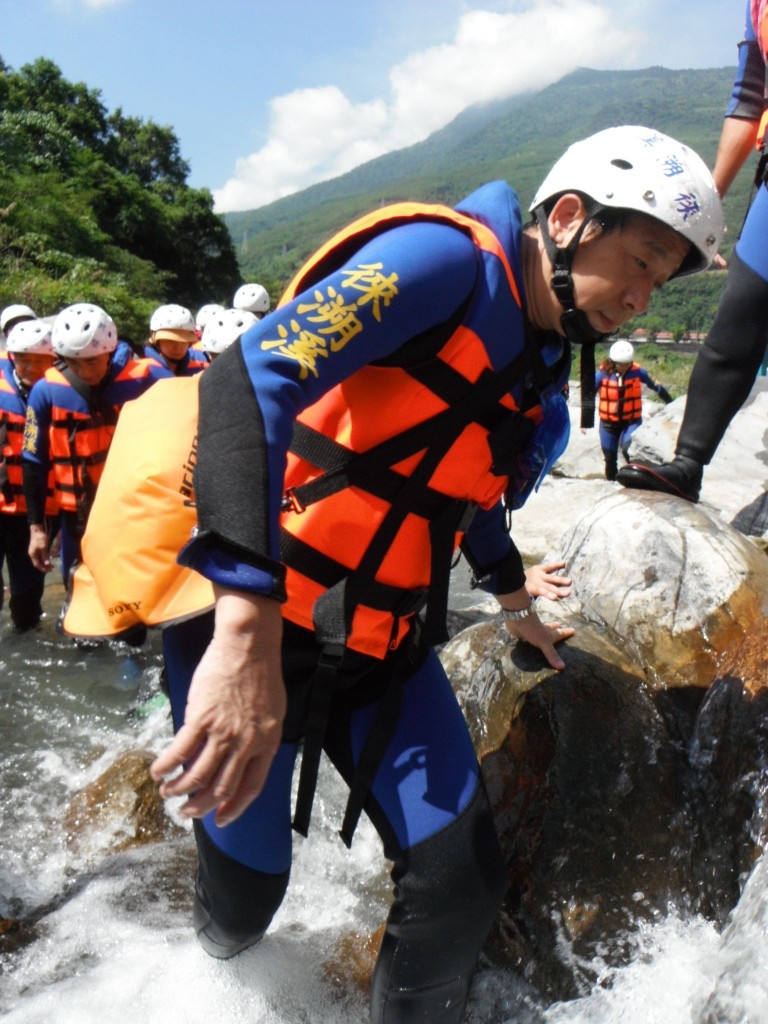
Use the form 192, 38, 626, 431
557, 491, 768, 688
441, 493, 768, 1001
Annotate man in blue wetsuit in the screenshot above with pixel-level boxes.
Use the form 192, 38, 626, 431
619, 1, 768, 501
151, 127, 723, 1024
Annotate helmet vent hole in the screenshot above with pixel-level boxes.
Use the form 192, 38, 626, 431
610, 159, 633, 171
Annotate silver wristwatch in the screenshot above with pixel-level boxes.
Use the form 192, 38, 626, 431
500, 596, 538, 622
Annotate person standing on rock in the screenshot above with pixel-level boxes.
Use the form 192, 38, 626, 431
151, 126, 723, 1024
595, 339, 672, 480
619, 0, 768, 502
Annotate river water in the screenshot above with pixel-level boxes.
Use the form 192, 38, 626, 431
1, 577, 767, 1024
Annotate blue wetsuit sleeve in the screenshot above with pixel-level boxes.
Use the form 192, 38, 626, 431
726, 4, 765, 121
459, 502, 526, 596
182, 220, 480, 596
21, 380, 52, 523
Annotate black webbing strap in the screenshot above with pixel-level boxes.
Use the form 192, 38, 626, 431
291, 636, 346, 837
338, 670, 406, 848
579, 343, 596, 429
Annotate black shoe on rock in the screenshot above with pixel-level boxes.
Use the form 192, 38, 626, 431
616, 457, 702, 504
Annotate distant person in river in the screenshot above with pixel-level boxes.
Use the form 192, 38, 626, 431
22, 303, 172, 586
232, 282, 270, 319
144, 304, 209, 377
619, 0, 768, 502
0, 320, 56, 631
150, 126, 723, 1024
595, 339, 672, 480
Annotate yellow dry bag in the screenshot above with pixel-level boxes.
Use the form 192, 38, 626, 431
62, 375, 214, 637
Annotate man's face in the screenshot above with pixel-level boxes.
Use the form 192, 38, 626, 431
569, 216, 689, 336
63, 353, 111, 385
12, 352, 55, 388
157, 338, 191, 364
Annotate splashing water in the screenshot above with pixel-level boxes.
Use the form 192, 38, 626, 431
2, 587, 768, 1024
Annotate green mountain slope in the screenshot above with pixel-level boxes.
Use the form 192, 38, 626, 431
226, 65, 746, 333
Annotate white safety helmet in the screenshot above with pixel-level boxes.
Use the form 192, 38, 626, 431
195, 303, 226, 332
531, 125, 724, 276
149, 303, 196, 339
1, 303, 37, 337
233, 283, 270, 316
52, 303, 118, 359
202, 308, 258, 356
6, 319, 54, 355
609, 340, 634, 364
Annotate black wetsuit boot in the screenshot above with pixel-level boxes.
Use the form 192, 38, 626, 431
618, 253, 768, 502
602, 448, 618, 482
370, 783, 507, 1024
192, 820, 290, 959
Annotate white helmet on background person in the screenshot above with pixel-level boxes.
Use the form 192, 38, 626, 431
202, 308, 258, 355
609, 340, 635, 364
1, 303, 37, 338
233, 283, 270, 316
52, 303, 118, 359
530, 125, 724, 276
195, 303, 226, 333
149, 303, 196, 340
6, 319, 54, 355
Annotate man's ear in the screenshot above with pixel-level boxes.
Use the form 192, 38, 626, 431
547, 193, 589, 249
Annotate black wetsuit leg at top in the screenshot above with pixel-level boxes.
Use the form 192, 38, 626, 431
675, 252, 768, 467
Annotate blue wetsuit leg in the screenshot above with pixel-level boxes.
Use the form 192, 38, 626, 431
162, 611, 296, 876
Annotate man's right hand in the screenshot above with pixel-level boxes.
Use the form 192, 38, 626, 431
28, 523, 52, 573
150, 589, 286, 827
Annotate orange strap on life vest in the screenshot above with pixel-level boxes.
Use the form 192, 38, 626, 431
62, 375, 214, 637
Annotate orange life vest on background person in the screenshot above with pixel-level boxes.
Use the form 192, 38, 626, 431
46, 358, 160, 513
598, 365, 643, 424
277, 196, 548, 660
0, 369, 56, 517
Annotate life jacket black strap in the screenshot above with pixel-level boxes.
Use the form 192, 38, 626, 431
291, 638, 345, 837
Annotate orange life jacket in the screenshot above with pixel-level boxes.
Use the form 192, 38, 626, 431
598, 365, 643, 424
47, 359, 159, 513
277, 198, 549, 660
0, 368, 56, 517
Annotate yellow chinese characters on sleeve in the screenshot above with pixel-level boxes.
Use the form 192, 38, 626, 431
23, 408, 39, 453
261, 263, 399, 379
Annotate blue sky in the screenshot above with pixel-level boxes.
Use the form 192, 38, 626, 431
0, 0, 746, 213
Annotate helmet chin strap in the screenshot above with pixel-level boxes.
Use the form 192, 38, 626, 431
534, 205, 612, 428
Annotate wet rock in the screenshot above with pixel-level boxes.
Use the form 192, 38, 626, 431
440, 494, 768, 1002
445, 618, 690, 1000
64, 749, 179, 856
558, 492, 768, 688
0, 913, 38, 953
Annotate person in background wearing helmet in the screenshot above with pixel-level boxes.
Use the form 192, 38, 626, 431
195, 303, 227, 342
150, 127, 723, 1024
22, 303, 172, 586
201, 308, 258, 360
145, 304, 210, 377
1, 304, 37, 344
595, 339, 672, 481
619, 2, 768, 502
232, 282, 271, 319
0, 320, 56, 630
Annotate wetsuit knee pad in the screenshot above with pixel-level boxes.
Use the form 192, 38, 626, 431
371, 782, 506, 1024
193, 820, 290, 959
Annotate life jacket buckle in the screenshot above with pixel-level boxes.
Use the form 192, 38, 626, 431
281, 487, 306, 514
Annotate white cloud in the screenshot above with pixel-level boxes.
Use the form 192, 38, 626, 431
214, 0, 637, 213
